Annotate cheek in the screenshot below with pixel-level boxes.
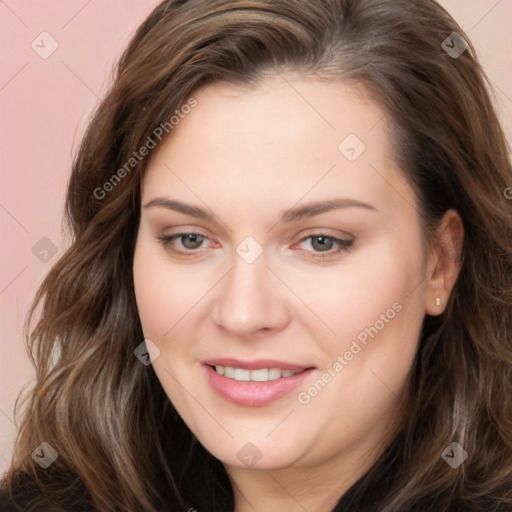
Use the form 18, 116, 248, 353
297, 235, 425, 355
133, 246, 174, 339
133, 241, 207, 423
133, 238, 209, 340
290, 241, 425, 451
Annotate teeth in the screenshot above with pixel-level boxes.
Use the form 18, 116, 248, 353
214, 366, 302, 382
234, 368, 251, 381
251, 369, 269, 381
268, 368, 282, 380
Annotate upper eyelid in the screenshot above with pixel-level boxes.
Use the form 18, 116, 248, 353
163, 231, 351, 251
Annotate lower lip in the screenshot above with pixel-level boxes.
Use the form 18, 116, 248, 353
203, 365, 315, 407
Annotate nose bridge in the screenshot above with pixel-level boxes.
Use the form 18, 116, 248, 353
230, 254, 266, 300
212, 244, 288, 336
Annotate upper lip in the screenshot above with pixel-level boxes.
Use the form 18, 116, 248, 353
201, 358, 313, 371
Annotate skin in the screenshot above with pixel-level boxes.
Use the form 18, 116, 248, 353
133, 74, 463, 512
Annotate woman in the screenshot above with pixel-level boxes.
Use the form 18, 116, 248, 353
1, 0, 511, 510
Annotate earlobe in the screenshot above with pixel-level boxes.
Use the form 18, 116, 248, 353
425, 209, 464, 316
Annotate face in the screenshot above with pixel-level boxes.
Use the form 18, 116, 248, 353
133, 74, 429, 475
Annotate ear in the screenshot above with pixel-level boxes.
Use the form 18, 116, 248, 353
424, 209, 464, 316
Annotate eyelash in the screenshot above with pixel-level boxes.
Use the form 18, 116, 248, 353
154, 232, 353, 259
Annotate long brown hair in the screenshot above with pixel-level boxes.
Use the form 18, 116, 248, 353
2, 0, 511, 510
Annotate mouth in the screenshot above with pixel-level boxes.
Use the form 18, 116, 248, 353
201, 358, 316, 407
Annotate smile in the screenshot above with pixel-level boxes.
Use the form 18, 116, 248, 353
201, 359, 316, 407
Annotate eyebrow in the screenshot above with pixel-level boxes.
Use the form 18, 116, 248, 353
143, 197, 378, 222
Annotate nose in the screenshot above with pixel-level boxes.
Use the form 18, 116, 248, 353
211, 249, 290, 338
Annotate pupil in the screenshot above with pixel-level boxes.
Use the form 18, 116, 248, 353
313, 236, 332, 252
183, 234, 203, 249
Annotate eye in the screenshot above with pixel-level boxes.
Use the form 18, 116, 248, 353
155, 231, 353, 259
155, 232, 211, 256
295, 233, 353, 257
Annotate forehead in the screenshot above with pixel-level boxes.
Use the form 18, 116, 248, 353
161, 75, 388, 158
141, 75, 413, 219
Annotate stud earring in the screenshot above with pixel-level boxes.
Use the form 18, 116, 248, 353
435, 297, 441, 307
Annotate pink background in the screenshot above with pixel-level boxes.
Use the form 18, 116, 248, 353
1, 0, 511, 474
